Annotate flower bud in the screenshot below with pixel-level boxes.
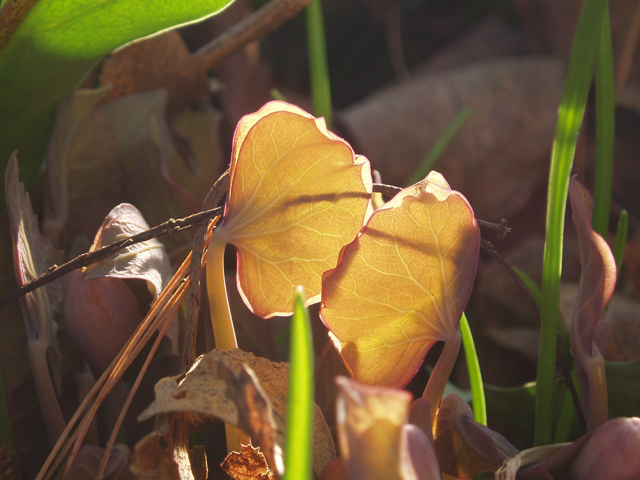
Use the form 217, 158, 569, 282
569, 417, 640, 480
63, 270, 142, 370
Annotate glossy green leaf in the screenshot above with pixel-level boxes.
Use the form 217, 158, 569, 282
0, 0, 234, 209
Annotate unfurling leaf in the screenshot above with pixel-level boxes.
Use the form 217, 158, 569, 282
335, 376, 440, 480
433, 394, 518, 479
211, 100, 372, 318
568, 177, 617, 430
320, 171, 480, 387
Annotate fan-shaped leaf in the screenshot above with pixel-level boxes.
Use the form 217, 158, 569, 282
320, 171, 479, 387
212, 101, 372, 318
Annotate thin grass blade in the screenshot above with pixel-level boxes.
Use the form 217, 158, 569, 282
306, 0, 332, 129
536, 0, 608, 446
460, 312, 486, 425
283, 288, 314, 480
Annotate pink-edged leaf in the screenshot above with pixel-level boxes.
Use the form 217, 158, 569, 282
569, 177, 616, 358
568, 177, 617, 429
320, 171, 480, 387
212, 101, 372, 318
83, 203, 173, 299
335, 376, 440, 480
4, 152, 60, 342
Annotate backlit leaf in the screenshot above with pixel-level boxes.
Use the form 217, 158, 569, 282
320, 171, 480, 387
212, 101, 372, 318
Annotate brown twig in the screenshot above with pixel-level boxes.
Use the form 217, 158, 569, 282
477, 218, 511, 239
0, 206, 223, 309
195, 0, 314, 71
481, 238, 587, 435
372, 182, 401, 199
180, 170, 230, 373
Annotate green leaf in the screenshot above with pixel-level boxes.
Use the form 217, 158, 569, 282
0, 0, 234, 210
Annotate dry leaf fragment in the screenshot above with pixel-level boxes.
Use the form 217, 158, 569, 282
221, 445, 275, 480
139, 348, 335, 478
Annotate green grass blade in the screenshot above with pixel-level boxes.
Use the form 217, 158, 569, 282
612, 209, 628, 274
593, 3, 615, 237
306, 0, 332, 129
535, 0, 607, 446
512, 266, 542, 307
406, 106, 472, 186
283, 288, 314, 480
460, 312, 486, 425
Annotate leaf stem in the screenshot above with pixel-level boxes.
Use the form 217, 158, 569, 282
205, 237, 249, 451
423, 331, 461, 422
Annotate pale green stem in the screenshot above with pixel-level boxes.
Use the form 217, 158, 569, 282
423, 331, 461, 423
29, 338, 65, 444
205, 237, 249, 451
206, 238, 238, 351
583, 350, 608, 430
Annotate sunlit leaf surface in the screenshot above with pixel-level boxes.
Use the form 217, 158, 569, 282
212, 101, 372, 318
321, 171, 479, 387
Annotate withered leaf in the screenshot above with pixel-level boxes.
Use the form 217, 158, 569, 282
221, 445, 275, 480
139, 349, 335, 477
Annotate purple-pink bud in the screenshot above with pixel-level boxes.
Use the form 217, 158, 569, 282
569, 417, 640, 480
63, 270, 142, 370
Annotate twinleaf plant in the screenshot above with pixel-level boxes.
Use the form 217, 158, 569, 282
205, 100, 372, 351
321, 171, 480, 417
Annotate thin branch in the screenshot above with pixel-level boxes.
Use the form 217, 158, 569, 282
372, 182, 401, 198
0, 206, 223, 309
477, 218, 511, 239
195, 0, 314, 71
481, 238, 587, 434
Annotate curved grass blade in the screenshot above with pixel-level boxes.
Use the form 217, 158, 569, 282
536, 0, 608, 446
460, 312, 486, 425
283, 288, 314, 480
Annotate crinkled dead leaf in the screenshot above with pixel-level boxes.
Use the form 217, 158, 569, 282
221, 444, 275, 480
138, 348, 335, 477
212, 100, 373, 318
83, 203, 173, 298
335, 376, 440, 480
433, 394, 518, 479
320, 171, 480, 387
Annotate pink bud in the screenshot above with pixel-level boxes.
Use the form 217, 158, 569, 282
569, 417, 640, 480
63, 270, 142, 370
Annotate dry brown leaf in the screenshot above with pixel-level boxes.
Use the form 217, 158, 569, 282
99, 31, 209, 113
221, 445, 275, 480
139, 349, 336, 478
340, 57, 564, 220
